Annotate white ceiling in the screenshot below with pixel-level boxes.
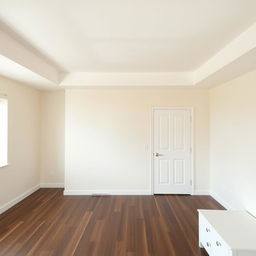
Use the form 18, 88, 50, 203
0, 0, 256, 72
0, 0, 256, 88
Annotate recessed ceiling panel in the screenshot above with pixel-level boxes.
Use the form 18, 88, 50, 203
0, 0, 256, 72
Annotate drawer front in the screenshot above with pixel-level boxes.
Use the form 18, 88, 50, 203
199, 214, 232, 256
199, 214, 214, 255
199, 214, 212, 238
211, 231, 232, 256
201, 238, 214, 255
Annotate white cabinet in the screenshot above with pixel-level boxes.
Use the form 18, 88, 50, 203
198, 210, 256, 256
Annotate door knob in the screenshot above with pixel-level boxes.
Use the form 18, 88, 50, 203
155, 152, 160, 157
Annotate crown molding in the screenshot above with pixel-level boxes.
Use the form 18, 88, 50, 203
59, 72, 194, 87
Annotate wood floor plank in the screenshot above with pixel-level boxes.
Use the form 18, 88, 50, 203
0, 189, 224, 256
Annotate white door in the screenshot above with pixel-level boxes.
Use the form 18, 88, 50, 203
153, 108, 192, 194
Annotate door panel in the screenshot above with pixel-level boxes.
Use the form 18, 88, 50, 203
159, 159, 170, 184
159, 112, 170, 150
153, 109, 192, 194
174, 159, 185, 184
174, 112, 185, 151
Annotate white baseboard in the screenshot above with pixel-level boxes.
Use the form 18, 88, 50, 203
193, 190, 209, 195
210, 191, 233, 210
64, 189, 211, 196
0, 184, 40, 215
40, 183, 64, 188
64, 189, 152, 195
0, 185, 233, 215
0, 183, 65, 215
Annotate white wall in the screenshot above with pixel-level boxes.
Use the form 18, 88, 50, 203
210, 69, 256, 213
3, 67, 256, 211
0, 76, 40, 208
65, 88, 209, 194
40, 90, 65, 186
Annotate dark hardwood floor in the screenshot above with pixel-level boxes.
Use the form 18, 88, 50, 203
0, 189, 224, 256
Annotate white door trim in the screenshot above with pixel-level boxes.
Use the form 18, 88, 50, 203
150, 107, 194, 195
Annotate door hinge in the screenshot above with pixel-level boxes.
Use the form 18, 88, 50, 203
190, 115, 192, 123
190, 147, 192, 153
190, 179, 192, 186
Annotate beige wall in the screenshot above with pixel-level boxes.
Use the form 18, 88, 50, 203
210, 69, 256, 213
7, 68, 256, 210
65, 88, 209, 194
40, 91, 65, 185
0, 76, 40, 208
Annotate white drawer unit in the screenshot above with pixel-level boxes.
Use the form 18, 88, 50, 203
198, 210, 256, 256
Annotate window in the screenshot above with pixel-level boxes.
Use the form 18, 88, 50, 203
0, 96, 8, 167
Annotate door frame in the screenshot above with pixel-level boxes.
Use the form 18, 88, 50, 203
150, 107, 194, 195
